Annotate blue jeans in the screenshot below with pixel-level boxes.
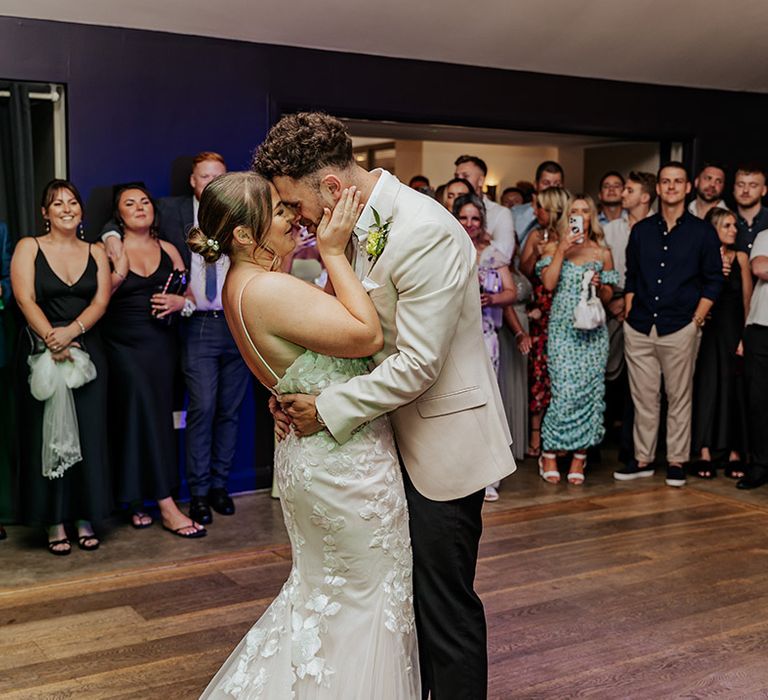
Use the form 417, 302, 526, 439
182, 315, 250, 496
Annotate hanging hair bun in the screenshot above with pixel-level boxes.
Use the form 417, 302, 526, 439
187, 225, 223, 264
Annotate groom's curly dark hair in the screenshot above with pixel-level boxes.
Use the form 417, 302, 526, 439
252, 112, 354, 180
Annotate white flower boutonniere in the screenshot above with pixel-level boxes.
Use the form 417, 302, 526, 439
366, 208, 393, 262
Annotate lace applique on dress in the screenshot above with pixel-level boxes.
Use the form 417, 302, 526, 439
202, 351, 420, 700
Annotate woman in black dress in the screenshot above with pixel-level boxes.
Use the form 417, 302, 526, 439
11, 180, 112, 555
691, 207, 753, 478
102, 185, 205, 538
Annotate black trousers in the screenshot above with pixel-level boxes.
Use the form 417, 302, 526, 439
403, 468, 487, 700
744, 324, 768, 474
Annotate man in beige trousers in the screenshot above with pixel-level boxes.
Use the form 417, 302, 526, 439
616, 161, 722, 487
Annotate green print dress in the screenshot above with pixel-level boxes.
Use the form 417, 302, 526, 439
535, 256, 619, 451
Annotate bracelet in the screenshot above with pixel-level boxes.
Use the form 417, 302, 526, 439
113, 270, 126, 280
75, 319, 86, 336
693, 314, 705, 327
315, 408, 327, 428
515, 331, 525, 339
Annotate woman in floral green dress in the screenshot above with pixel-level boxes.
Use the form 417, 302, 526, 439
536, 195, 619, 485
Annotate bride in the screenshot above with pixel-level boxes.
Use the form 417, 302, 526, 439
191, 172, 419, 699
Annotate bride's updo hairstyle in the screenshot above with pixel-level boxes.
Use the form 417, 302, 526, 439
187, 171, 273, 264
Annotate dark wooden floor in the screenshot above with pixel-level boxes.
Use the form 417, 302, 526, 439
3, 469, 768, 698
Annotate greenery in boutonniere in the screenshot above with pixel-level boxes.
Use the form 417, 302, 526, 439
366, 208, 393, 261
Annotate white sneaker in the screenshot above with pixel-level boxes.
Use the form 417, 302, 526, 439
484, 486, 499, 502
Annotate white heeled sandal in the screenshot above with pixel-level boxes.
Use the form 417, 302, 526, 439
567, 452, 587, 485
538, 452, 560, 484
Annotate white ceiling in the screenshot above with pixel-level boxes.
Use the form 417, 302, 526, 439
4, 0, 768, 92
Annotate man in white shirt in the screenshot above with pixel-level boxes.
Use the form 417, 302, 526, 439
739, 229, 768, 489
688, 163, 728, 219
102, 152, 250, 524
598, 171, 626, 226
603, 171, 656, 474
512, 160, 565, 249
453, 155, 516, 260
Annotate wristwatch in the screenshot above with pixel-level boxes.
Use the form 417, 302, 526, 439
315, 407, 327, 428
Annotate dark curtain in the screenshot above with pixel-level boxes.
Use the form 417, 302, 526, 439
0, 82, 37, 243
0, 82, 37, 523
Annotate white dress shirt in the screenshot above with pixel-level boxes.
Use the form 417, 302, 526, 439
688, 199, 729, 219
352, 169, 387, 280
747, 229, 768, 327
484, 197, 516, 261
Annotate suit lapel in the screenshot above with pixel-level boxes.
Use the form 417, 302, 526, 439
363, 172, 400, 279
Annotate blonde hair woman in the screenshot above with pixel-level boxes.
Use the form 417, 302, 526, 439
536, 194, 618, 485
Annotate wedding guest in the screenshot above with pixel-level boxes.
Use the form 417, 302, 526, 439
453, 194, 517, 501
597, 171, 626, 226
518, 186, 571, 459
619, 162, 722, 488
689, 164, 728, 219
603, 172, 656, 468
0, 221, 12, 537
733, 165, 768, 255
501, 187, 525, 209
512, 161, 565, 249
11, 180, 112, 554
739, 228, 768, 489
499, 266, 534, 461
691, 208, 752, 479
441, 177, 473, 212
537, 195, 618, 485
408, 174, 430, 190
104, 153, 250, 525
454, 155, 516, 260
101, 184, 206, 538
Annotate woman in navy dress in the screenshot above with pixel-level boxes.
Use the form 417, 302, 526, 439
101, 184, 205, 538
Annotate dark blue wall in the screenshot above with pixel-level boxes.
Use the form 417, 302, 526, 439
3, 15, 768, 491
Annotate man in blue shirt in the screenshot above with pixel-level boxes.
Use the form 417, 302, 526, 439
616, 162, 722, 487
733, 165, 768, 255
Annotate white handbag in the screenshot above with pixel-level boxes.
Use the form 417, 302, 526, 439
573, 269, 606, 330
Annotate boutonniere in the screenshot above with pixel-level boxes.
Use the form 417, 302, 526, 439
366, 208, 393, 262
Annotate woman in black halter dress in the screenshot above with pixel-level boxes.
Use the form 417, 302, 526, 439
691, 208, 753, 478
101, 184, 206, 538
11, 180, 112, 555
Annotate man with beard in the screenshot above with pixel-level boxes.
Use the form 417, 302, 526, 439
598, 171, 626, 226
688, 164, 728, 219
734, 165, 768, 255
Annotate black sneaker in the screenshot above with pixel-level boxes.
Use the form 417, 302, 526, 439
665, 465, 686, 487
613, 460, 655, 481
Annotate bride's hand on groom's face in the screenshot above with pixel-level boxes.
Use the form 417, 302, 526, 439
316, 187, 363, 257
278, 393, 324, 438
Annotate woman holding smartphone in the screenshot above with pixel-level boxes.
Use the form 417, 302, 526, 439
536, 195, 618, 485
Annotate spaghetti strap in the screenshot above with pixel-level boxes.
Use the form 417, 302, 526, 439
238, 275, 281, 393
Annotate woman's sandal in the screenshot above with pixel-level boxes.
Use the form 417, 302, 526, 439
162, 523, 207, 539
47, 538, 72, 556
692, 460, 716, 479
538, 452, 560, 484
725, 461, 745, 480
77, 534, 100, 551
526, 428, 542, 458
567, 453, 587, 486
131, 512, 154, 529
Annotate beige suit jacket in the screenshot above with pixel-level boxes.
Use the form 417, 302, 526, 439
316, 171, 516, 501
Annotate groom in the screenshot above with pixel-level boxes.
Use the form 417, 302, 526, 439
253, 113, 515, 700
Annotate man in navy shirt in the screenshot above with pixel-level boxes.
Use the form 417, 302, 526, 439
616, 162, 722, 487
733, 165, 768, 255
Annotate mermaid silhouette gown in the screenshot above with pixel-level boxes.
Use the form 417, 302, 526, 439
200, 285, 420, 699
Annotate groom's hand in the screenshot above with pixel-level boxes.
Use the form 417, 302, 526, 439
279, 393, 324, 437
268, 396, 291, 441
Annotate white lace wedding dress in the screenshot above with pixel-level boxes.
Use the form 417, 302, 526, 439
200, 350, 420, 699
